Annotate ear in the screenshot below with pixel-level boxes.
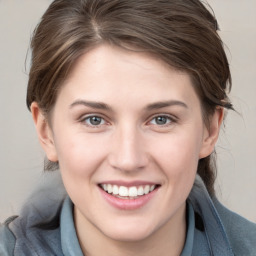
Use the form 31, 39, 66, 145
199, 107, 224, 159
31, 102, 58, 162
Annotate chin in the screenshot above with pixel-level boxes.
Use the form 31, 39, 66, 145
100, 218, 160, 243
106, 229, 153, 243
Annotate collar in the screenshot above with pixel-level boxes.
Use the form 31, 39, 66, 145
180, 202, 195, 256
188, 175, 234, 256
60, 197, 84, 256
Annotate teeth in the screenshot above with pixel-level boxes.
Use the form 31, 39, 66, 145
112, 185, 119, 195
150, 185, 155, 191
119, 186, 128, 196
128, 186, 137, 197
137, 186, 144, 196
144, 185, 150, 194
107, 184, 113, 194
101, 184, 157, 197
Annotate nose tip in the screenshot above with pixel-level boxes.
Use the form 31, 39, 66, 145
110, 153, 146, 173
108, 130, 148, 173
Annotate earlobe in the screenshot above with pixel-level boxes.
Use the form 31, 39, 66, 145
31, 102, 58, 162
199, 107, 224, 159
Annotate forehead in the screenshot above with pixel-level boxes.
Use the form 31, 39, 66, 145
57, 44, 200, 110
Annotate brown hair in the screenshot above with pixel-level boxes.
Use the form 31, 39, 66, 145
26, 0, 233, 196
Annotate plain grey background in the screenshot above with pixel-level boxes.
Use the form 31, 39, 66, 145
0, 0, 255, 222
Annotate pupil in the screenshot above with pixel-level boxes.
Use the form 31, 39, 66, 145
156, 116, 167, 125
90, 116, 101, 125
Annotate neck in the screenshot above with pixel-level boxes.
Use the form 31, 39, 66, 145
74, 203, 187, 256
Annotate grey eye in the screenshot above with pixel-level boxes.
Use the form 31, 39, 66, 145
86, 116, 104, 126
152, 116, 170, 125
155, 116, 167, 125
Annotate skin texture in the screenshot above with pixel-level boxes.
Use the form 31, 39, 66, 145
31, 44, 223, 256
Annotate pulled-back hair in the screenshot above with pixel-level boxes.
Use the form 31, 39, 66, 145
26, 0, 233, 196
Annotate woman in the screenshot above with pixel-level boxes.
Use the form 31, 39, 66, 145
0, 0, 255, 255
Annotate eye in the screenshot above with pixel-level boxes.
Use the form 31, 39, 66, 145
83, 116, 106, 126
149, 115, 173, 126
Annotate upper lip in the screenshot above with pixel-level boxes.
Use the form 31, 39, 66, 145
98, 180, 160, 187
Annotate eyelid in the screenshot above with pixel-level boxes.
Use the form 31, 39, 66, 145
149, 113, 177, 121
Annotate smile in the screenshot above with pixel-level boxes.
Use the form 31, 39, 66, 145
99, 184, 159, 199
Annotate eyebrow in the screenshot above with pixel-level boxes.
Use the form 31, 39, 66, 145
69, 100, 113, 111
145, 100, 188, 111
69, 99, 188, 111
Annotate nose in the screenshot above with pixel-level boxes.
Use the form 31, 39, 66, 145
108, 125, 148, 173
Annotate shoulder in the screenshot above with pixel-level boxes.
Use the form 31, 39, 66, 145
0, 216, 17, 256
189, 175, 256, 255
0, 173, 67, 255
1, 200, 64, 256
213, 198, 256, 256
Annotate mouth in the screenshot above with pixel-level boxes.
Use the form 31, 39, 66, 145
99, 183, 160, 199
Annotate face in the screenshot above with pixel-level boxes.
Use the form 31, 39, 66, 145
33, 44, 219, 243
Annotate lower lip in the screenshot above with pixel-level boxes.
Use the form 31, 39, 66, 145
99, 186, 159, 210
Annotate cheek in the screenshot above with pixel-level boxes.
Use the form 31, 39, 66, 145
154, 133, 201, 167
54, 131, 108, 177
53, 132, 110, 206
149, 130, 203, 187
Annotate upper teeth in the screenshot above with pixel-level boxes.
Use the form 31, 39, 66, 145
101, 184, 156, 197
